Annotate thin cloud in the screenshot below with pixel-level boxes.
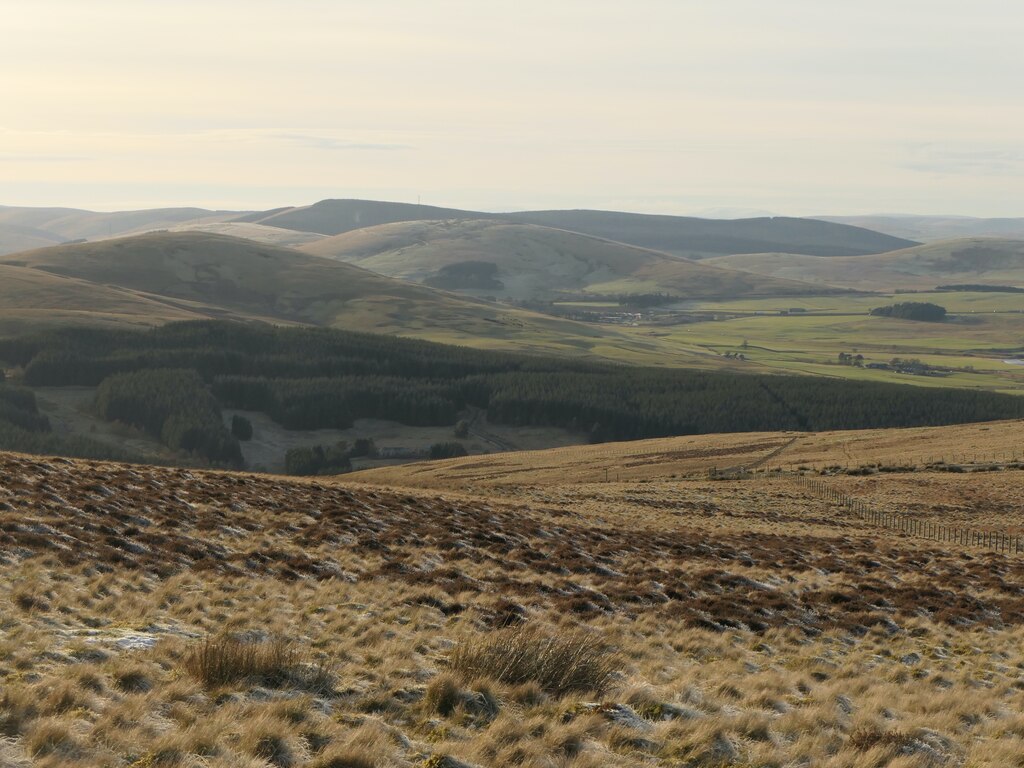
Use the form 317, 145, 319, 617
0, 154, 89, 163
271, 133, 411, 151
904, 146, 1024, 176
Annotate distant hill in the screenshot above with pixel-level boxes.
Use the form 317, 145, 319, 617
0, 232, 677, 361
822, 215, 1024, 243
0, 263, 218, 337
244, 198, 917, 257
507, 209, 917, 258
704, 237, 1024, 292
154, 221, 326, 248
1, 199, 919, 258
301, 219, 829, 300
241, 199, 475, 235
0, 223, 68, 255
0, 205, 240, 253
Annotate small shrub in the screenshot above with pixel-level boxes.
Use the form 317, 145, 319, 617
447, 625, 617, 697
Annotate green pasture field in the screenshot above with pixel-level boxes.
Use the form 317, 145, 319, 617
690, 291, 1024, 314
551, 301, 623, 308
648, 291, 1024, 394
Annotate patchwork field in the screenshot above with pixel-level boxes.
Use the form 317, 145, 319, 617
1, 418, 1023, 766
651, 291, 1024, 394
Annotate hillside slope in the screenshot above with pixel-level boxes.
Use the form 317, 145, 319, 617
157, 221, 326, 248
247, 198, 918, 257
0, 264, 222, 335
823, 214, 1024, 242
5, 445, 1024, 764
351, 419, 1024, 489
242, 198, 474, 235
301, 219, 827, 300
0, 222, 69, 255
704, 237, 1024, 291
508, 209, 918, 258
0, 232, 676, 360
0, 204, 239, 244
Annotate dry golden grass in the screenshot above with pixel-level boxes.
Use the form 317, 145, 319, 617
0, 431, 1022, 766
349, 418, 1024, 491
446, 625, 618, 697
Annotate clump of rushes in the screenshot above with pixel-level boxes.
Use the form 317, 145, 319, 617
183, 636, 333, 692
447, 625, 618, 697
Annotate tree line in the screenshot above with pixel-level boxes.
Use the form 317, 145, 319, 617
870, 302, 947, 322
94, 369, 242, 467
2, 320, 1024, 470
0, 382, 129, 461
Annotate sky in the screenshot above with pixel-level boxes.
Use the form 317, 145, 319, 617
2, 0, 1023, 216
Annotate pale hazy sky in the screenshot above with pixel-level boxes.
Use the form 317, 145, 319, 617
2, 0, 1023, 215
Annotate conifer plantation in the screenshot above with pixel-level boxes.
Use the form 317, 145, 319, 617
2, 320, 1023, 470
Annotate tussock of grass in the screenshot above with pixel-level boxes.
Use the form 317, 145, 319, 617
182, 636, 333, 692
447, 625, 618, 697
423, 673, 463, 716
308, 749, 379, 768
847, 726, 916, 752
24, 717, 80, 758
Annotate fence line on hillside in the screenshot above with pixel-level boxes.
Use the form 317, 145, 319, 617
768, 449, 1024, 476
707, 465, 1022, 556
793, 474, 1021, 555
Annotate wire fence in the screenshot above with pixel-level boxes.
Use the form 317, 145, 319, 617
792, 473, 1022, 555
708, 461, 1023, 556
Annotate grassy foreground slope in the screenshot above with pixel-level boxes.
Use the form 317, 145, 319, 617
2, 418, 1024, 765
301, 219, 827, 300
705, 237, 1024, 291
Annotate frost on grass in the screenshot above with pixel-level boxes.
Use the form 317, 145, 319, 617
0, 449, 1020, 765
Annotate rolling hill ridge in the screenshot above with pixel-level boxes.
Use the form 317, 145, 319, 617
0, 231, 683, 361
241, 198, 919, 257
300, 218, 830, 301
822, 214, 1024, 242
704, 237, 1024, 292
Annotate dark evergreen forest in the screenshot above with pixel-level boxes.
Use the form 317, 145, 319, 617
869, 302, 948, 322
0, 382, 129, 461
1, 320, 1023, 468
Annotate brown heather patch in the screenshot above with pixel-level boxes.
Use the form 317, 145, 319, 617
0, 444, 1020, 765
